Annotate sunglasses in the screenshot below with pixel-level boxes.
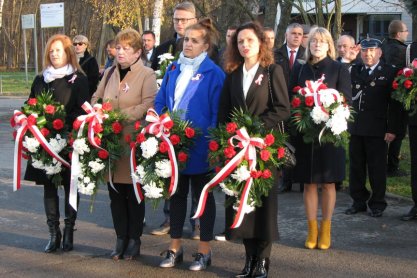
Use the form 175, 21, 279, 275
73, 42, 85, 46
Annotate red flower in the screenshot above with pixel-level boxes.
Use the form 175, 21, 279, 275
52, 119, 64, 130
291, 97, 301, 108
318, 83, 328, 91
40, 128, 50, 137
98, 150, 109, 159
277, 147, 285, 159
292, 86, 302, 93
44, 105, 56, 114
224, 146, 236, 159
262, 169, 272, 179
209, 140, 219, 151
170, 134, 180, 145
404, 79, 413, 89
27, 115, 37, 126
136, 133, 146, 143
178, 151, 188, 162
305, 96, 314, 107
164, 120, 174, 130
27, 98, 37, 106
185, 127, 195, 138
264, 134, 275, 146
215, 166, 221, 173
69, 138, 74, 146
134, 121, 141, 130
159, 141, 169, 153
112, 121, 123, 134
250, 170, 262, 179
94, 136, 101, 146
404, 69, 413, 78
260, 149, 271, 161
130, 142, 136, 149
93, 123, 103, 133
73, 119, 82, 130
397, 69, 404, 76
392, 80, 399, 90
125, 134, 132, 143
102, 102, 112, 111
226, 122, 238, 134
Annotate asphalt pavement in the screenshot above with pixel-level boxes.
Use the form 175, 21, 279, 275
0, 97, 416, 278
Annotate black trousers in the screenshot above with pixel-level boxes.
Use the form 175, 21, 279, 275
409, 126, 417, 204
243, 238, 272, 259
349, 135, 388, 211
44, 179, 77, 220
387, 112, 407, 171
108, 183, 145, 239
170, 173, 215, 241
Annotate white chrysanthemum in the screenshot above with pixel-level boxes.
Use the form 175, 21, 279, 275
327, 114, 348, 135
88, 159, 105, 174
140, 137, 159, 159
31, 158, 44, 169
44, 163, 62, 175
319, 89, 340, 108
158, 53, 175, 63
23, 136, 40, 153
219, 182, 235, 196
136, 165, 146, 180
131, 173, 141, 183
78, 182, 95, 195
155, 159, 172, 178
49, 135, 67, 153
73, 138, 90, 154
310, 106, 330, 124
332, 104, 351, 120
83, 176, 91, 184
143, 182, 163, 199
231, 165, 251, 182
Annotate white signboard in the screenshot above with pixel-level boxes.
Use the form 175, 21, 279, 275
21, 14, 35, 29
40, 3, 64, 28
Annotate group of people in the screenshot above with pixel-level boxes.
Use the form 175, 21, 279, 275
23, 1, 417, 277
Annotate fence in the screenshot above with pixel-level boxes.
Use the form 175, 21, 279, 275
0, 72, 35, 95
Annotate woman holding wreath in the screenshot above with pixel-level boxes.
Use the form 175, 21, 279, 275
218, 22, 290, 278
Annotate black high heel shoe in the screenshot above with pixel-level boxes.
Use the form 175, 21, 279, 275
124, 239, 141, 260
235, 255, 257, 277
252, 258, 270, 278
110, 237, 127, 261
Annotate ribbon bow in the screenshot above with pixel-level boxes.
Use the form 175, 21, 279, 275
12, 110, 70, 191
69, 102, 111, 210
130, 108, 178, 205
193, 127, 265, 229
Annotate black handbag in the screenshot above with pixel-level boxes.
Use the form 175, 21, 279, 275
267, 65, 296, 169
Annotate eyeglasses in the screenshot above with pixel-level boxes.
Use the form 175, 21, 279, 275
400, 30, 409, 32
73, 42, 85, 46
310, 39, 328, 45
173, 17, 195, 24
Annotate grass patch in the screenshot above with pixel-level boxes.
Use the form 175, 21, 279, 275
0, 71, 36, 95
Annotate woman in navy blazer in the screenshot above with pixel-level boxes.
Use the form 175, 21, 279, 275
154, 18, 225, 272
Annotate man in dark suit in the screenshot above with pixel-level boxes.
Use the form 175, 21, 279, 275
142, 30, 156, 68
151, 2, 198, 70
274, 23, 305, 193
346, 38, 401, 218
336, 34, 362, 70
381, 20, 409, 177
402, 41, 417, 221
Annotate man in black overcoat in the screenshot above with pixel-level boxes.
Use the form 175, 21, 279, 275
381, 19, 409, 177
401, 41, 417, 221
346, 38, 401, 217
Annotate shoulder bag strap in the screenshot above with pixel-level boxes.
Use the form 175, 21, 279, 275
104, 66, 116, 89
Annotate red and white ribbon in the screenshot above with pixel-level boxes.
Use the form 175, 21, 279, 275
69, 102, 111, 210
129, 108, 178, 204
12, 110, 70, 191
193, 127, 265, 229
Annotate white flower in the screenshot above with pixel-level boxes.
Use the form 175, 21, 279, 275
83, 176, 91, 184
155, 159, 172, 178
73, 138, 90, 155
23, 136, 40, 153
140, 137, 159, 159
143, 182, 163, 199
310, 106, 329, 124
158, 53, 175, 64
49, 135, 67, 153
231, 165, 251, 182
31, 158, 44, 169
136, 165, 146, 180
88, 159, 105, 174
333, 104, 351, 120
44, 162, 62, 175
319, 89, 339, 108
219, 182, 235, 196
327, 114, 348, 135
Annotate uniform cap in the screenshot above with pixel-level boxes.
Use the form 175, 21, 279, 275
360, 37, 382, 49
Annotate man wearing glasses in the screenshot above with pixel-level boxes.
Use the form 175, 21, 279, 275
381, 20, 409, 178
151, 1, 197, 70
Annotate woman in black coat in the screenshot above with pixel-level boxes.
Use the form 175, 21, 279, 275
25, 34, 90, 253
218, 22, 290, 278
289, 27, 351, 250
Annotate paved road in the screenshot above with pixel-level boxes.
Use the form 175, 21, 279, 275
0, 97, 417, 277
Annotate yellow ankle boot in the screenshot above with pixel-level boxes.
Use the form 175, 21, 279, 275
304, 220, 318, 249
318, 220, 331, 250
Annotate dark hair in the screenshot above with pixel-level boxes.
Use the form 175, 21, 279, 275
142, 30, 156, 40
264, 27, 274, 33
106, 39, 116, 48
223, 21, 274, 73
185, 18, 219, 56
388, 20, 405, 38
228, 25, 238, 31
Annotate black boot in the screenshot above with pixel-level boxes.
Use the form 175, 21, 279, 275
62, 197, 78, 251
44, 197, 61, 253
235, 255, 257, 278
111, 237, 128, 260
124, 238, 141, 260
252, 258, 270, 278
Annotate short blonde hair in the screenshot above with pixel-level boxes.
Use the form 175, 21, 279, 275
305, 27, 336, 62
73, 34, 89, 47
115, 28, 143, 52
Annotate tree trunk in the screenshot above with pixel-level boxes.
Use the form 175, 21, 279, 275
315, 0, 324, 27
152, 0, 163, 46
333, 0, 342, 40
264, 0, 279, 29
276, 0, 293, 48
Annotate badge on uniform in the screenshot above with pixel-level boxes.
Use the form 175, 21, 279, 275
370, 81, 375, 87
355, 84, 361, 89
